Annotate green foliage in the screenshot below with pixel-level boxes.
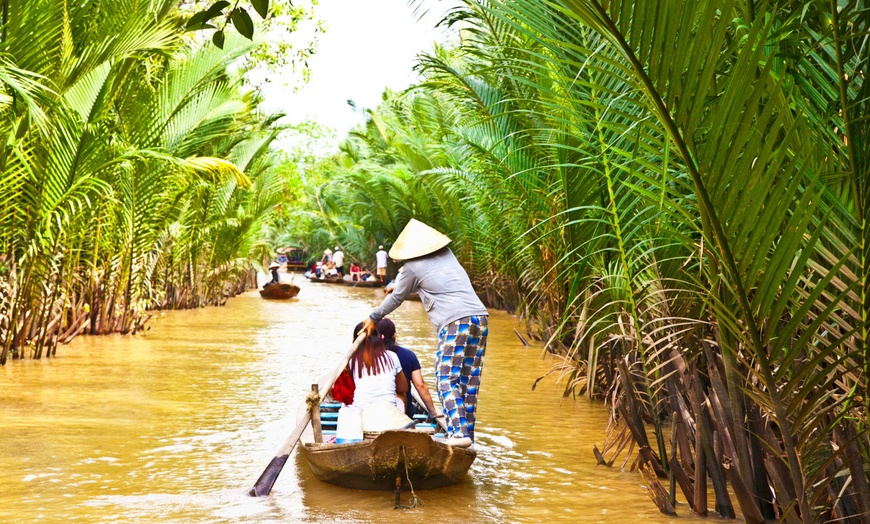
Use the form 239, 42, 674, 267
285, 0, 870, 520
186, 1, 268, 45
179, 0, 321, 86
0, 0, 288, 363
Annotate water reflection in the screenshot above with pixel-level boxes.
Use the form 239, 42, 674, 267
0, 278, 714, 523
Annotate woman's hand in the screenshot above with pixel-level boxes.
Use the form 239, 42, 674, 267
358, 317, 376, 337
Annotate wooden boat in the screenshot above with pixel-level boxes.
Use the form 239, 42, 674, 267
304, 270, 342, 283
300, 428, 476, 490
285, 261, 308, 272
258, 282, 300, 299
299, 395, 476, 491
342, 274, 381, 287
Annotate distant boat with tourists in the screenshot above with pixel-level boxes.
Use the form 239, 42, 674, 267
304, 271, 342, 283
342, 274, 380, 287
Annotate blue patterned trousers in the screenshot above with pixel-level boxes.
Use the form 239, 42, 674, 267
435, 315, 488, 440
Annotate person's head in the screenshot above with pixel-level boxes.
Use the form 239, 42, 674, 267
379, 245, 384, 250
334, 246, 340, 252
351, 322, 368, 341
350, 331, 390, 378
376, 318, 397, 348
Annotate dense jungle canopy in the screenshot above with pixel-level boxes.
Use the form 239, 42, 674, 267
1, 0, 869, 522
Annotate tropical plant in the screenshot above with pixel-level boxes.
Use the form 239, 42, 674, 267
0, 0, 290, 364
287, 0, 870, 520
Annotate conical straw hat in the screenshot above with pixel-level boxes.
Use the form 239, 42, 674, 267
388, 219, 451, 261
361, 398, 413, 432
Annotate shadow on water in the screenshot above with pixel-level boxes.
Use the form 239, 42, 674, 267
0, 276, 723, 523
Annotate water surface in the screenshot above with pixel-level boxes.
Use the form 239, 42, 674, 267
1, 277, 718, 523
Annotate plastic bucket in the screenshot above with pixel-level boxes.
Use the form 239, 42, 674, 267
335, 405, 363, 444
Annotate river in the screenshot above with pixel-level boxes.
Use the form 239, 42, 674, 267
0, 277, 716, 523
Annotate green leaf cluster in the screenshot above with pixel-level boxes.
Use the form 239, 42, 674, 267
0, 0, 288, 363
185, 1, 270, 48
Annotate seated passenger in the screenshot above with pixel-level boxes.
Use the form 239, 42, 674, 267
349, 262, 361, 281
349, 322, 409, 411
376, 318, 438, 419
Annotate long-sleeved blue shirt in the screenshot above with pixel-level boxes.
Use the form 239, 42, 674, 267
369, 248, 488, 332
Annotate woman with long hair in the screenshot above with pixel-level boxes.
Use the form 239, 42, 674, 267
348, 323, 408, 411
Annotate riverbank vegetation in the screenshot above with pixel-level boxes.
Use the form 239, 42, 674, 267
0, 0, 308, 363
281, 0, 869, 521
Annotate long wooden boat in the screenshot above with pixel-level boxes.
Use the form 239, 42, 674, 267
299, 392, 476, 491
342, 275, 381, 287
300, 428, 476, 490
304, 271, 342, 284
258, 283, 300, 299
285, 261, 308, 272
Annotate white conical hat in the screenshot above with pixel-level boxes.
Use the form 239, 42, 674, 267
388, 219, 451, 261
361, 398, 413, 432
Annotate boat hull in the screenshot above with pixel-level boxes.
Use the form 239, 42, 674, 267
342, 276, 381, 287
305, 271, 342, 284
300, 430, 476, 490
258, 283, 300, 299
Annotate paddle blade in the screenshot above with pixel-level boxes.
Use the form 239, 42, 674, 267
248, 454, 289, 497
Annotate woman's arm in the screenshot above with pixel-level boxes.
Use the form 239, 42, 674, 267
410, 369, 438, 415
367, 266, 417, 328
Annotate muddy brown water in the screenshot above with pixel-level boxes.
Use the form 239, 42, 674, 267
0, 277, 722, 523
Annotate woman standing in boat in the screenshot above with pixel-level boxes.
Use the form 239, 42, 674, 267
360, 219, 488, 448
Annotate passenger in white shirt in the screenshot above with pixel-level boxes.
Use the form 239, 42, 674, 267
348, 324, 408, 411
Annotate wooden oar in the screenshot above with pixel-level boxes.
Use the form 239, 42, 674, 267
248, 332, 366, 497
410, 388, 448, 432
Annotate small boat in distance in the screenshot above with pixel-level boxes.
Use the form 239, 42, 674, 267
342, 274, 380, 287
305, 271, 342, 284
259, 282, 300, 299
